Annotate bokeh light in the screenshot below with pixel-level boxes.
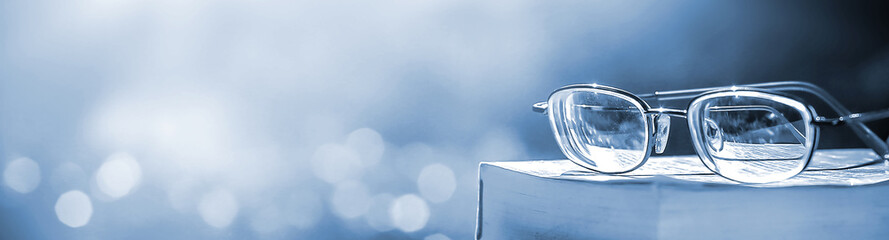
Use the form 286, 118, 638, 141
55, 190, 93, 228
95, 152, 142, 199
346, 128, 385, 167
198, 188, 239, 229
417, 163, 457, 203
390, 194, 430, 233
3, 157, 41, 194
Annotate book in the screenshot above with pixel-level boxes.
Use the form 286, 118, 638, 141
476, 149, 889, 239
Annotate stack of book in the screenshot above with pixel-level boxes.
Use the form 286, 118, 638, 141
476, 149, 889, 239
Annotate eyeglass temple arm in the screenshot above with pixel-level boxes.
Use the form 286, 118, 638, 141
816, 108, 889, 126
639, 81, 889, 159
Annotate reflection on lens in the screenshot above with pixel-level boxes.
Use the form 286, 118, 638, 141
705, 105, 807, 160
549, 88, 648, 173
689, 91, 815, 183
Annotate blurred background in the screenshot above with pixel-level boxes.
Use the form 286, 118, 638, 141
1, 0, 887, 239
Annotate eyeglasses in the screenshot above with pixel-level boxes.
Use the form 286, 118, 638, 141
533, 81, 889, 183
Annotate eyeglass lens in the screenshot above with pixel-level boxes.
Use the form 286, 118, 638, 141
560, 90, 647, 172
692, 94, 814, 182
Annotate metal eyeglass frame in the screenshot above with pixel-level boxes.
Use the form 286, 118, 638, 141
532, 81, 889, 183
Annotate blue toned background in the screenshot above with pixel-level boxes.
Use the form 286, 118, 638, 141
1, 0, 887, 239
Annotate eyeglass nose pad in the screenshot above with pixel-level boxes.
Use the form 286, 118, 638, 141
704, 118, 724, 152
654, 114, 671, 154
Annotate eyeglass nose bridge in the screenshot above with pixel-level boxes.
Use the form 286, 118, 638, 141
645, 108, 685, 155
647, 108, 687, 118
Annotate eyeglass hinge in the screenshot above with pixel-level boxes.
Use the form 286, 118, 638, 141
814, 116, 844, 126
532, 102, 548, 114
